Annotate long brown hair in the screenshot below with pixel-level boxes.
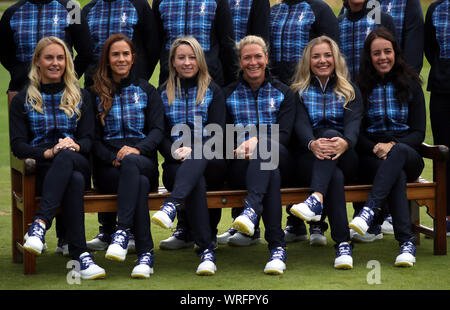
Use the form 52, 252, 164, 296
91, 33, 136, 126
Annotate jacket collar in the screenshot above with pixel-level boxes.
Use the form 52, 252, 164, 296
40, 81, 65, 94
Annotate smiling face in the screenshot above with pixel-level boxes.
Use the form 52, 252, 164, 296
310, 42, 335, 85
108, 40, 134, 82
35, 43, 66, 84
239, 43, 268, 88
173, 44, 199, 79
370, 37, 395, 77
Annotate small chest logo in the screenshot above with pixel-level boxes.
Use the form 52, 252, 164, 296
53, 15, 59, 25
234, 0, 240, 8
386, 2, 393, 13
133, 92, 140, 105
269, 97, 276, 110
120, 12, 127, 25
199, 2, 206, 15
298, 12, 305, 24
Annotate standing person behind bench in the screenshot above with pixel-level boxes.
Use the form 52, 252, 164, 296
152, 0, 236, 87
216, 0, 271, 246
81, 0, 160, 88
425, 0, 450, 236
349, 27, 425, 267
9, 36, 105, 279
0, 0, 93, 105
289, 36, 363, 269
151, 36, 227, 276
90, 34, 164, 278
82, 0, 161, 252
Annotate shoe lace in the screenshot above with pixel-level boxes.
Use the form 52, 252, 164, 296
309, 223, 324, 235
79, 253, 95, 269
270, 247, 286, 262
173, 227, 187, 239
137, 253, 153, 266
162, 202, 178, 219
400, 241, 415, 255
241, 206, 258, 223
358, 206, 374, 223
336, 243, 352, 257
30, 222, 45, 241
111, 230, 129, 248
305, 195, 323, 213
201, 249, 216, 263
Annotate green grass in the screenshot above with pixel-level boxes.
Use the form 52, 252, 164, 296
0, 0, 448, 291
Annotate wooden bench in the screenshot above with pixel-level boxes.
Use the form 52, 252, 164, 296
10, 143, 448, 275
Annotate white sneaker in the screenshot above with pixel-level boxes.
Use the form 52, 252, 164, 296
351, 225, 383, 243
264, 247, 287, 275
151, 202, 178, 230
23, 222, 46, 255
232, 206, 258, 236
394, 241, 416, 267
86, 233, 111, 251
196, 249, 216, 276
217, 228, 237, 245
127, 232, 136, 253
24, 232, 48, 252
159, 235, 194, 250
309, 222, 327, 246
283, 225, 307, 243
78, 252, 106, 280
227, 230, 260, 247
131, 252, 154, 279
381, 216, 394, 234
290, 194, 323, 222
56, 239, 69, 256
334, 242, 353, 270
105, 230, 129, 261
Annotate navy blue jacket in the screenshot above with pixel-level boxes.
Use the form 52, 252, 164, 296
425, 0, 450, 94
153, 0, 236, 87
82, 0, 160, 86
269, 0, 339, 86
0, 0, 94, 92
10, 82, 94, 160
91, 75, 164, 164
228, 0, 270, 44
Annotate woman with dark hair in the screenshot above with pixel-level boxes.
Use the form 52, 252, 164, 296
289, 35, 363, 269
10, 36, 104, 279
151, 36, 227, 275
349, 27, 425, 267
90, 33, 164, 278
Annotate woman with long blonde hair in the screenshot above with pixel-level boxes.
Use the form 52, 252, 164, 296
151, 36, 227, 276
9, 36, 105, 279
288, 36, 363, 269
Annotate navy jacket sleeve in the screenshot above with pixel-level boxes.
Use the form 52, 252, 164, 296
215, 0, 238, 85
402, 0, 424, 74
92, 92, 117, 163
276, 83, 296, 147
74, 89, 95, 155
247, 0, 271, 44
135, 81, 165, 156
309, 0, 340, 45
343, 83, 363, 149
293, 92, 316, 151
380, 12, 397, 40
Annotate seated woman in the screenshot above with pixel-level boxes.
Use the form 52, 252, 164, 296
9, 36, 105, 279
151, 36, 227, 276
289, 36, 363, 269
224, 35, 296, 274
90, 33, 164, 278
349, 27, 425, 267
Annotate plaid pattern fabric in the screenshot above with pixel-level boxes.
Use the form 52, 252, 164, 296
10, 0, 70, 63
25, 91, 79, 147
339, 15, 381, 79
86, 0, 138, 60
300, 84, 345, 131
432, 0, 450, 59
365, 82, 409, 133
158, 0, 217, 51
379, 0, 407, 46
98, 85, 148, 141
270, 1, 315, 62
226, 81, 284, 128
228, 0, 253, 42
161, 86, 213, 141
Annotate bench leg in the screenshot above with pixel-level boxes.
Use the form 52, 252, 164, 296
12, 198, 23, 264
410, 200, 421, 246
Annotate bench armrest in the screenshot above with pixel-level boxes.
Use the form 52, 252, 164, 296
10, 153, 36, 176
419, 143, 449, 162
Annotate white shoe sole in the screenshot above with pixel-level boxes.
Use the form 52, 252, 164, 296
23, 236, 44, 256
131, 267, 154, 279
351, 233, 383, 243
217, 232, 233, 245
349, 217, 369, 236
334, 255, 353, 270
151, 211, 173, 229
310, 234, 327, 246
284, 231, 307, 243
196, 262, 216, 276
264, 260, 286, 275
159, 236, 194, 250
232, 216, 255, 236
105, 244, 127, 261
86, 239, 109, 251
395, 254, 415, 267
80, 271, 106, 280
290, 203, 321, 222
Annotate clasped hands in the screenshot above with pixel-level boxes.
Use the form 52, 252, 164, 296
234, 137, 258, 159
310, 137, 349, 160
44, 137, 80, 159
372, 141, 396, 160
112, 145, 141, 167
